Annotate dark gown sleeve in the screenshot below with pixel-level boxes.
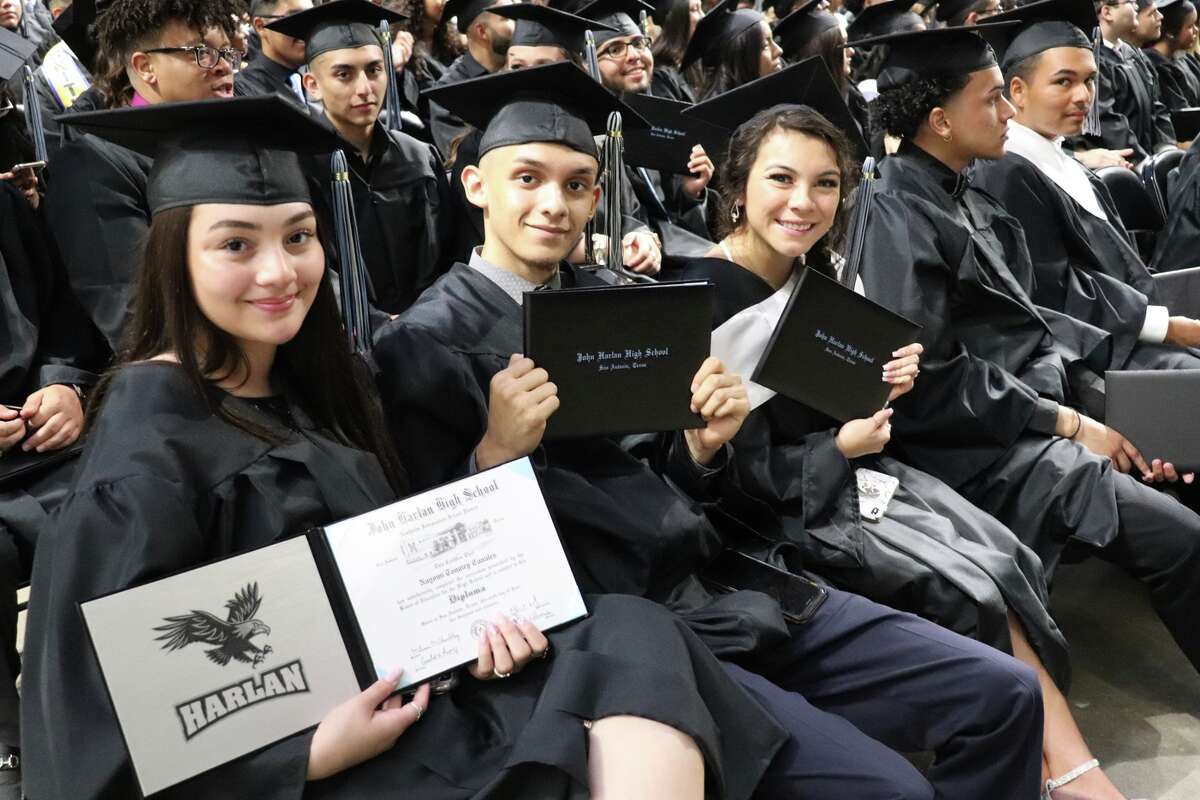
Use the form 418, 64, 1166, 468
21, 474, 313, 800
1091, 55, 1152, 162
1154, 58, 1191, 112
43, 137, 150, 350
1152, 143, 1200, 271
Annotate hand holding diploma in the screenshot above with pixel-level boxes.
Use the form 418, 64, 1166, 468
680, 144, 714, 199
685, 357, 749, 465
883, 343, 922, 403
468, 613, 550, 681
835, 408, 894, 460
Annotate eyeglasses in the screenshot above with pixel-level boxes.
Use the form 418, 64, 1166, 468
144, 45, 245, 71
597, 37, 651, 60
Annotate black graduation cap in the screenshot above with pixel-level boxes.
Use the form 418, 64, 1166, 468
775, 0, 842, 60
846, 0, 924, 41
0, 24, 34, 83
576, 0, 654, 44
682, 0, 765, 68
442, 0, 507, 33
848, 22, 1016, 90
57, 95, 340, 214
977, 0, 1096, 73
491, 3, 617, 54
420, 60, 649, 159
682, 56, 868, 156
932, 0, 990, 22
266, 0, 405, 63
648, 0, 685, 25
51, 0, 97, 72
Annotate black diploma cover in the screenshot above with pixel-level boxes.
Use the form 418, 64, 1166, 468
1106, 369, 1200, 471
620, 93, 728, 174
1154, 264, 1200, 319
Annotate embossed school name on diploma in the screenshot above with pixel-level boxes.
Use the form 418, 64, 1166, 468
323, 457, 587, 682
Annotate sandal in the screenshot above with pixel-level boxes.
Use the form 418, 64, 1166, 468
1041, 759, 1099, 800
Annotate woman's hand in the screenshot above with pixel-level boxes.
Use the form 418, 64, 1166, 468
391, 30, 414, 70
835, 407, 893, 459
307, 672, 430, 781
622, 231, 662, 275
468, 613, 550, 681
19, 385, 83, 453
883, 343, 922, 403
0, 167, 39, 208
680, 144, 714, 199
0, 406, 24, 452
683, 356, 749, 465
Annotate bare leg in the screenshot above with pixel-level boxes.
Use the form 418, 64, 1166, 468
587, 715, 704, 800
1008, 612, 1125, 800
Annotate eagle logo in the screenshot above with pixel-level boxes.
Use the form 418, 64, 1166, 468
153, 582, 274, 667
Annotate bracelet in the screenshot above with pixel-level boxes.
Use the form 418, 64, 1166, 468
1067, 408, 1083, 440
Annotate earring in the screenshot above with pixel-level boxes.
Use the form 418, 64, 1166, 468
730, 204, 741, 224
943, 131, 954, 143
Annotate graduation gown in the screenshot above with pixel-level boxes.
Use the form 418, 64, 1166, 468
1143, 47, 1200, 113
1090, 42, 1176, 161
650, 63, 697, 104
307, 122, 453, 314
673, 255, 1070, 689
428, 50, 488, 158
43, 130, 152, 353
1152, 137, 1200, 272
973, 152, 1200, 373
233, 53, 308, 109
22, 361, 786, 800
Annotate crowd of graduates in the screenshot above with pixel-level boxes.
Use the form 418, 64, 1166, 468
1, 0, 1200, 796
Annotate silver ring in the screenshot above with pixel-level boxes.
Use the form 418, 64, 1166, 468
412, 704, 424, 721
492, 667, 512, 679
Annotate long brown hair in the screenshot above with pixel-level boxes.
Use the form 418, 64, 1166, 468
716, 105, 858, 275
87, 205, 410, 495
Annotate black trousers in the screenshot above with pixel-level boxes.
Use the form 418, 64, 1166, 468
726, 588, 1044, 800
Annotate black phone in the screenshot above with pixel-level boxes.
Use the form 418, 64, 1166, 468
702, 550, 828, 625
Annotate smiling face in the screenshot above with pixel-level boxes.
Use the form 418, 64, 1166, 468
1009, 47, 1097, 138
736, 128, 842, 261
187, 202, 324, 353
137, 22, 237, 101
305, 44, 387, 130
597, 33, 654, 93
464, 141, 601, 274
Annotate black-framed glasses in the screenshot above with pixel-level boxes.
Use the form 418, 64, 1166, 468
144, 45, 245, 70
597, 36, 651, 60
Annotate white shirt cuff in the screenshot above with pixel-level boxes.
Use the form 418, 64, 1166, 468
1139, 305, 1170, 343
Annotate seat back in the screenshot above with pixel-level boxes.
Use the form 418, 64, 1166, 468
1098, 165, 1166, 233
1140, 147, 1186, 219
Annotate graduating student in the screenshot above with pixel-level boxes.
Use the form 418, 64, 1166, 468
972, 0, 1200, 383
858, 25, 1200, 682
1152, 135, 1200, 270
22, 95, 780, 800
234, 0, 314, 107
427, 0, 513, 156
1143, 0, 1200, 111
43, 0, 243, 353
377, 61, 1045, 800
683, 0, 782, 99
648, 0, 702, 103
1091, 0, 1178, 161
268, 0, 454, 315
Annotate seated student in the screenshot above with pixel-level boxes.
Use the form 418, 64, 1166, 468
267, 0, 453, 315
386, 0, 451, 136
578, 0, 716, 254
971, 0, 1200, 379
858, 25, 1200, 678
649, 0, 702, 103
672, 94, 1125, 799
43, 0, 243, 355
21, 95, 776, 800
234, 0, 314, 107
684, 0, 782, 100
1152, 135, 1200, 271
378, 61, 1045, 800
1144, 0, 1200, 111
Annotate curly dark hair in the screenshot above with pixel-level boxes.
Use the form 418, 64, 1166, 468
716, 105, 859, 274
870, 72, 971, 140
94, 0, 246, 108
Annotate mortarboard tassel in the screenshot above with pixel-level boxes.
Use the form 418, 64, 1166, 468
640, 9, 650, 34
379, 20, 404, 132
22, 66, 47, 164
1083, 27, 1102, 137
840, 157, 877, 289
331, 149, 373, 357
597, 110, 654, 284
584, 29, 602, 82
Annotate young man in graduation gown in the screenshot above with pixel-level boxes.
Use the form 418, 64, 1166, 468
234, 0, 314, 107
427, 0, 513, 156
268, 0, 454, 315
858, 24, 1200, 676
42, 0, 244, 354
377, 61, 1046, 800
971, 0, 1200, 382
1091, 0, 1179, 161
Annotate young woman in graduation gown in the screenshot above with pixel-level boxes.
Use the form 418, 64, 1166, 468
668, 102, 1127, 798
19, 97, 788, 800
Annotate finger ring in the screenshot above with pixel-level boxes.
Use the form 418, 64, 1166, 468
492, 668, 512, 679
413, 704, 424, 721
539, 645, 551, 660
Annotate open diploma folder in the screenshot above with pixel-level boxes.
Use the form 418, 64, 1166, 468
1106, 369, 1200, 472
620, 93, 728, 174
524, 280, 713, 439
79, 457, 587, 796
751, 268, 922, 422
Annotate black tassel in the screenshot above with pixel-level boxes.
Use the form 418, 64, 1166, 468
1083, 27, 1102, 137
331, 149, 373, 357
841, 157, 877, 289
21, 66, 47, 164
379, 20, 403, 132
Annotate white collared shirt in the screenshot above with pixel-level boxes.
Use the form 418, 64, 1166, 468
468, 247, 559, 306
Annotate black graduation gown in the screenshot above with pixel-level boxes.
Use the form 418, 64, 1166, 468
972, 152, 1200, 373
1143, 47, 1200, 112
42, 130, 152, 353
1090, 42, 1176, 161
307, 122, 453, 314
673, 256, 1070, 689
22, 362, 786, 800
428, 50, 488, 158
1152, 137, 1200, 272
650, 63, 697, 104
233, 53, 308, 109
